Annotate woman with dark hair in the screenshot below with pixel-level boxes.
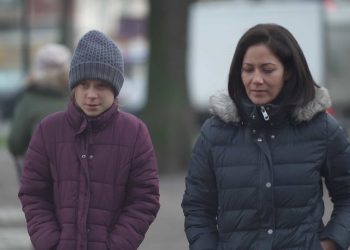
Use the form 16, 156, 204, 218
182, 23, 350, 250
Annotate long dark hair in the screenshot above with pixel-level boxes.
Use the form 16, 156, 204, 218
228, 23, 318, 110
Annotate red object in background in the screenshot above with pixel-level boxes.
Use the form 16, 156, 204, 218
324, 0, 336, 12
326, 107, 337, 117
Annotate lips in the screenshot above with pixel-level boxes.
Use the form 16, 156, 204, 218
85, 104, 100, 110
251, 89, 267, 92
251, 90, 267, 94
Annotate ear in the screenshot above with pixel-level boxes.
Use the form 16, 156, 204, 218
284, 70, 290, 82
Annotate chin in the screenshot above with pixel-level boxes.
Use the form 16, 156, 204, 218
83, 110, 99, 117
251, 99, 269, 105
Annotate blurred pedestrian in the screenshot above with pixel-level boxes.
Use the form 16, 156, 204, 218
8, 43, 71, 179
182, 23, 350, 250
18, 30, 160, 250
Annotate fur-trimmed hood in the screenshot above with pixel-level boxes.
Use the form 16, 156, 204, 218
209, 87, 332, 124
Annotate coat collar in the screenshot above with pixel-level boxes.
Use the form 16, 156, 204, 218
66, 100, 118, 134
209, 87, 331, 124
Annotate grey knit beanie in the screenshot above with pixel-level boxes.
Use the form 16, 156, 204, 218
69, 30, 124, 95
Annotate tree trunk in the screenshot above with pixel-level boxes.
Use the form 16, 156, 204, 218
142, 0, 196, 173
21, 0, 31, 74
59, 0, 74, 47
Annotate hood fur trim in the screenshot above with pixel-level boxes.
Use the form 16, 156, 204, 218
209, 87, 332, 123
292, 87, 331, 122
209, 90, 240, 123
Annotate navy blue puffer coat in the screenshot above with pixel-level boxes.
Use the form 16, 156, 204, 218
182, 87, 350, 250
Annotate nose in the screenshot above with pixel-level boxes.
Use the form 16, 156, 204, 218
252, 71, 263, 84
86, 87, 98, 98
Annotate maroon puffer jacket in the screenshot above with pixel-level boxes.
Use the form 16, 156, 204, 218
18, 101, 160, 250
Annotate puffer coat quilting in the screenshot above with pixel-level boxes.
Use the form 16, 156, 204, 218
19, 101, 160, 250
182, 87, 350, 250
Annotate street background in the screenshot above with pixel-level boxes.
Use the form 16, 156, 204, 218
0, 0, 348, 249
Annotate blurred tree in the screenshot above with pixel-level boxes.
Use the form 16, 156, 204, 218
142, 0, 196, 173
21, 0, 31, 73
60, 0, 74, 47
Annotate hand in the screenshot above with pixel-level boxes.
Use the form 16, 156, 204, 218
320, 239, 337, 250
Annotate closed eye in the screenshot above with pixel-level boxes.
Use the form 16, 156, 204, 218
262, 68, 274, 73
242, 67, 253, 73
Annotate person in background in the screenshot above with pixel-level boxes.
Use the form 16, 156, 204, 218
182, 23, 350, 250
18, 30, 160, 250
8, 43, 71, 179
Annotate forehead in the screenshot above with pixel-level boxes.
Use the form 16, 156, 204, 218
243, 44, 280, 64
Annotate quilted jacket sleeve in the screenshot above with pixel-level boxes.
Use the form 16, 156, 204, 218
319, 115, 350, 249
18, 123, 60, 250
108, 121, 160, 250
181, 121, 219, 250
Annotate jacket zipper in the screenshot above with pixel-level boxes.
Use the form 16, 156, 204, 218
260, 106, 270, 121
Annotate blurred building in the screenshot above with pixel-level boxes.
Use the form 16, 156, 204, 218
0, 0, 350, 125
188, 0, 350, 131
0, 0, 74, 118
0, 0, 148, 118
325, 1, 350, 131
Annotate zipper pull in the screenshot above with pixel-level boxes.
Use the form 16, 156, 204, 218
260, 106, 270, 121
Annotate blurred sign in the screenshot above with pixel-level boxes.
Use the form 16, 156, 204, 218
187, 1, 326, 112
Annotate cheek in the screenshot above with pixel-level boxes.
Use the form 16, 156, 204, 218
277, 77, 285, 91
75, 91, 84, 101
103, 94, 115, 106
108, 98, 114, 106
272, 80, 285, 97
241, 74, 249, 88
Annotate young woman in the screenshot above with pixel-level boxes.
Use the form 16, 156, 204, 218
19, 30, 160, 250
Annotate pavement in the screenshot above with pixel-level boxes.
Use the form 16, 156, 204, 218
0, 150, 31, 250
0, 147, 334, 250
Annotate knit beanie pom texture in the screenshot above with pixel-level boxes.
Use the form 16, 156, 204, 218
69, 30, 124, 95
